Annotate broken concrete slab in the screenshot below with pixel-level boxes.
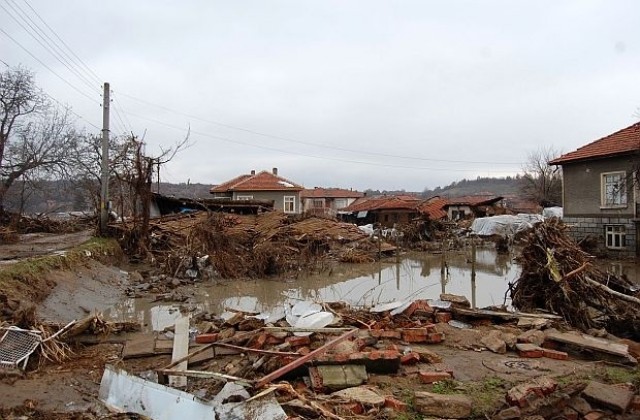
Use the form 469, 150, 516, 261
481, 330, 506, 354
414, 391, 473, 419
582, 381, 633, 414
506, 376, 558, 408
315, 365, 368, 390
331, 386, 385, 407
544, 330, 637, 365
518, 329, 545, 346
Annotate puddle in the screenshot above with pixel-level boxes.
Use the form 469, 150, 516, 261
105, 249, 640, 332
106, 248, 520, 331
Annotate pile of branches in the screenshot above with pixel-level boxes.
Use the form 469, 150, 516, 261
0, 210, 95, 234
511, 218, 640, 338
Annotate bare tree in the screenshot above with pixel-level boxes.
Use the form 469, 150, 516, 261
520, 146, 563, 207
0, 66, 77, 212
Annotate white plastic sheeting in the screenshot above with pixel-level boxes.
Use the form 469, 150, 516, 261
99, 365, 287, 420
470, 214, 543, 238
542, 207, 563, 219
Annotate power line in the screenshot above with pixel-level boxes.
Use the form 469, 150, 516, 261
0, 26, 98, 103
116, 91, 522, 166
122, 109, 519, 174
1, 0, 100, 94
21, 0, 102, 84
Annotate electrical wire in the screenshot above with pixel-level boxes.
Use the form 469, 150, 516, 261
122, 109, 519, 174
116, 91, 522, 166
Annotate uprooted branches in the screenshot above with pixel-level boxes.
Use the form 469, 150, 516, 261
511, 218, 640, 339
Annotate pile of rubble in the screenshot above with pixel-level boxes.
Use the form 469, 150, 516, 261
89, 294, 640, 419
111, 212, 396, 279
511, 218, 640, 340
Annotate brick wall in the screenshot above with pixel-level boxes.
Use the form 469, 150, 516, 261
564, 216, 637, 257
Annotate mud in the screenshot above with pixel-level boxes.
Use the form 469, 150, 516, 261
0, 230, 92, 263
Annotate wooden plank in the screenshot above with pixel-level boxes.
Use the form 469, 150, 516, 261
263, 327, 353, 333
169, 317, 190, 387
122, 334, 156, 359
452, 307, 562, 320
255, 328, 358, 389
158, 369, 253, 387
545, 331, 629, 357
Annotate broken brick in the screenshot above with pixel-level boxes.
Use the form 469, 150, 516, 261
401, 328, 428, 343
426, 332, 444, 344
583, 411, 606, 420
384, 396, 408, 412
434, 312, 452, 323
542, 348, 569, 360
297, 346, 311, 355
371, 329, 402, 339
506, 377, 558, 408
194, 333, 218, 344
400, 352, 420, 365
335, 402, 365, 416
286, 335, 311, 347
418, 371, 452, 383
516, 343, 544, 358
249, 333, 268, 349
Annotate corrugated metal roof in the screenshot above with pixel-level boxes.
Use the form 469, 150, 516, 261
549, 122, 640, 165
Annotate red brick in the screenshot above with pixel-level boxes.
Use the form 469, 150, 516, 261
426, 332, 444, 344
384, 396, 408, 412
402, 328, 428, 343
516, 343, 543, 358
630, 395, 640, 412
297, 346, 311, 355
386, 344, 400, 351
506, 377, 558, 408
542, 348, 569, 360
266, 334, 285, 345
413, 300, 434, 316
418, 371, 452, 383
402, 301, 419, 317
541, 339, 559, 350
194, 333, 218, 344
286, 335, 311, 347
371, 329, 402, 339
249, 333, 268, 349
400, 352, 421, 365
434, 312, 452, 323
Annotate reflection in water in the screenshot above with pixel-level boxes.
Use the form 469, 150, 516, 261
105, 248, 520, 331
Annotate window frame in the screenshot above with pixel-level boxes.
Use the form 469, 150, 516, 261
601, 171, 628, 208
236, 195, 253, 201
605, 224, 626, 249
284, 196, 296, 213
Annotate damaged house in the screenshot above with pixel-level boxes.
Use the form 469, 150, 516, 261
549, 122, 640, 256
210, 168, 304, 214
443, 195, 505, 220
300, 187, 364, 217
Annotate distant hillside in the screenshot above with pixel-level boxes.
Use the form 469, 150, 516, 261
422, 176, 522, 198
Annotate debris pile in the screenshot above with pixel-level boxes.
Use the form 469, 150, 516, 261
113, 212, 396, 278
511, 218, 640, 339
0, 211, 95, 234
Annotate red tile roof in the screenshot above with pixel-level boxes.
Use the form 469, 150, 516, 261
417, 197, 448, 220
210, 170, 303, 193
549, 122, 640, 165
301, 188, 364, 199
343, 195, 421, 212
444, 195, 503, 206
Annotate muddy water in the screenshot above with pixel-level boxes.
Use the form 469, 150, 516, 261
105, 249, 640, 332
106, 249, 520, 331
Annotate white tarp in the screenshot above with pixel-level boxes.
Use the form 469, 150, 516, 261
470, 214, 543, 238
99, 365, 287, 420
542, 207, 563, 219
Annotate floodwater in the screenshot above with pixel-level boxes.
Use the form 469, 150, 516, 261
105, 248, 640, 332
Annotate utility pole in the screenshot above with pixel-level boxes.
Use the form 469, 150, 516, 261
100, 82, 110, 234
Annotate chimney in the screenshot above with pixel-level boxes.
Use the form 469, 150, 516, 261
272, 167, 278, 175
250, 170, 256, 175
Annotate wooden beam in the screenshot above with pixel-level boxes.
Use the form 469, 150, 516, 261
254, 328, 358, 389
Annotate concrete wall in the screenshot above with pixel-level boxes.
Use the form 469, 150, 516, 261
563, 216, 637, 257
232, 191, 301, 213
562, 155, 636, 217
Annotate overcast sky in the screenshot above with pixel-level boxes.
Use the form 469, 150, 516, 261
2, 1, 639, 192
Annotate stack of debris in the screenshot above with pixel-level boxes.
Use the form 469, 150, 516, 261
511, 218, 640, 340
112, 212, 396, 278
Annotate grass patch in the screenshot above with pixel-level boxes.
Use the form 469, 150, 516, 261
0, 237, 122, 302
461, 376, 508, 417
431, 378, 459, 394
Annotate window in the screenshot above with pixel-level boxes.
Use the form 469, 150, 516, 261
237, 195, 253, 200
605, 225, 626, 249
284, 196, 296, 213
602, 172, 627, 207
312, 199, 324, 208
335, 198, 347, 209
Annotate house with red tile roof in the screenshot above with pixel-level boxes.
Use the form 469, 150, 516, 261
442, 195, 505, 220
549, 122, 640, 256
340, 194, 448, 227
210, 168, 304, 214
300, 187, 364, 217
